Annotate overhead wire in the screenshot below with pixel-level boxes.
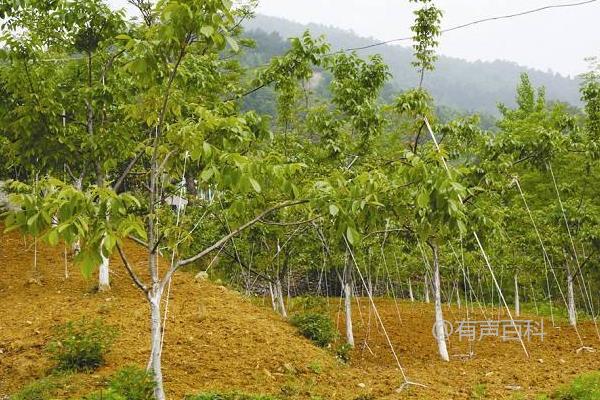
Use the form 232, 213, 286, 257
338, 0, 598, 52
22, 0, 598, 64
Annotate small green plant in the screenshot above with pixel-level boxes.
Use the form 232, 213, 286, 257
11, 376, 58, 400
46, 318, 117, 372
81, 389, 125, 400
308, 360, 322, 374
552, 371, 600, 399
108, 365, 155, 400
290, 312, 337, 347
471, 383, 487, 399
184, 393, 278, 400
335, 343, 352, 363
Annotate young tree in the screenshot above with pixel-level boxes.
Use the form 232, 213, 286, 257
3, 2, 329, 398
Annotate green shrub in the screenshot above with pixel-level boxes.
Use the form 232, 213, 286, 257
108, 365, 155, 400
552, 372, 600, 399
11, 376, 57, 400
184, 393, 278, 400
335, 343, 352, 363
46, 318, 117, 372
290, 312, 337, 347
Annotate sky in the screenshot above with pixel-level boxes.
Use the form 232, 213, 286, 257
253, 0, 600, 77
107, 0, 600, 77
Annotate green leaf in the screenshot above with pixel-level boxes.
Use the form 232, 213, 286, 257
329, 204, 339, 217
346, 226, 360, 246
47, 229, 59, 246
103, 234, 116, 253
27, 213, 38, 227
416, 191, 429, 208
249, 178, 261, 193
200, 26, 214, 38
200, 168, 214, 182
225, 36, 239, 52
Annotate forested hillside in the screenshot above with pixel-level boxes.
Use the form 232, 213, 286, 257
244, 14, 582, 116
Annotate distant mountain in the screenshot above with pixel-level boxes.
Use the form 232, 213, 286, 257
243, 14, 582, 117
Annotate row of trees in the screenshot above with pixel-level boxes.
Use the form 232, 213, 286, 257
1, 0, 599, 398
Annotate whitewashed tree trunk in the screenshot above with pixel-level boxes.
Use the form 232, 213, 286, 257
514, 274, 520, 317
343, 252, 355, 347
148, 289, 165, 400
424, 274, 431, 303
98, 236, 110, 292
72, 177, 82, 255
567, 271, 577, 327
432, 243, 449, 361
455, 282, 462, 309
275, 277, 287, 318
408, 278, 415, 302
268, 281, 277, 311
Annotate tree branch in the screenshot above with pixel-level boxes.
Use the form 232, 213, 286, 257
259, 215, 320, 226
113, 150, 144, 192
116, 243, 149, 293
174, 199, 308, 269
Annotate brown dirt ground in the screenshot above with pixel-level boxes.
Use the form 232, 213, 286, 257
1, 228, 599, 399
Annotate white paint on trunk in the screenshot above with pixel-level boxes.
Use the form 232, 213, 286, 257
432, 244, 449, 362
408, 278, 415, 302
514, 274, 520, 317
275, 278, 287, 318
343, 253, 355, 347
268, 281, 277, 311
98, 237, 110, 292
456, 282, 462, 309
567, 272, 577, 327
149, 292, 166, 400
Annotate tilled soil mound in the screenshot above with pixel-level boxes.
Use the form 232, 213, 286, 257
1, 228, 599, 399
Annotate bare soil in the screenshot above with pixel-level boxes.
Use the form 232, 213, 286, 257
1, 228, 599, 399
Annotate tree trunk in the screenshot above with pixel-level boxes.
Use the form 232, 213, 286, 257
455, 281, 462, 309
148, 290, 166, 400
424, 274, 431, 303
408, 278, 415, 302
98, 236, 110, 292
275, 277, 287, 318
514, 274, 520, 317
71, 177, 83, 255
185, 174, 197, 197
567, 271, 577, 327
343, 251, 355, 347
268, 281, 277, 311
432, 242, 449, 361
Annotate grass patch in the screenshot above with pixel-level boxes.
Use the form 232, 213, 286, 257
552, 371, 600, 399
470, 383, 487, 399
11, 374, 71, 400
